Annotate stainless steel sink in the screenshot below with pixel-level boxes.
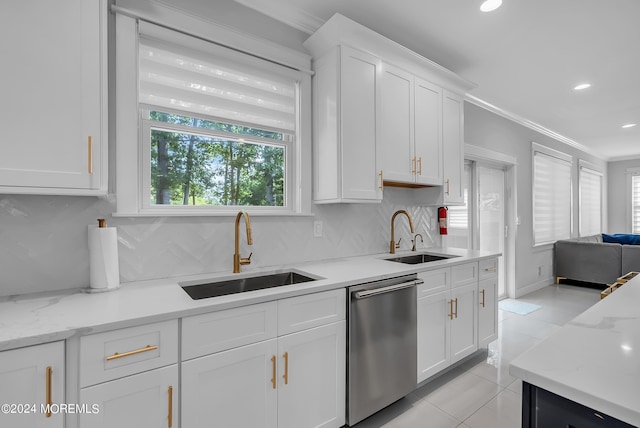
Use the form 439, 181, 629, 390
180, 271, 317, 300
384, 253, 457, 264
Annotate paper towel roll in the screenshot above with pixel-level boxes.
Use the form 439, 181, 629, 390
88, 226, 120, 290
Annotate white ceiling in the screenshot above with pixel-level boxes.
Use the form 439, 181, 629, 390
235, 0, 640, 161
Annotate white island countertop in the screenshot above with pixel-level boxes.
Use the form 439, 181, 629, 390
510, 276, 640, 427
0, 247, 497, 352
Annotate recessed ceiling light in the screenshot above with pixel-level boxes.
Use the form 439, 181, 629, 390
480, 0, 502, 12
573, 83, 591, 90
622, 123, 637, 129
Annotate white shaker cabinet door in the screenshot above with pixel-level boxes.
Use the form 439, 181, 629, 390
78, 365, 178, 428
478, 276, 499, 347
450, 282, 478, 363
0, 0, 106, 194
0, 341, 64, 428
182, 339, 278, 428
417, 290, 451, 383
277, 321, 346, 428
442, 90, 464, 204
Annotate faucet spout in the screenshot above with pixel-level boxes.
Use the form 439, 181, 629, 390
390, 210, 415, 254
234, 211, 253, 273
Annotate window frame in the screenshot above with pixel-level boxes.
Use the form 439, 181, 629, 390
628, 167, 640, 233
578, 160, 603, 237
114, 13, 312, 217
531, 142, 573, 246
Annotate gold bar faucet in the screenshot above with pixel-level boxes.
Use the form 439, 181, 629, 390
234, 211, 253, 273
390, 210, 415, 254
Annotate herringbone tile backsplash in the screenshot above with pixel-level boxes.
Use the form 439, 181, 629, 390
0, 188, 439, 296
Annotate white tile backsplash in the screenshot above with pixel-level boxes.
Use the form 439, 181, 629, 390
0, 187, 439, 296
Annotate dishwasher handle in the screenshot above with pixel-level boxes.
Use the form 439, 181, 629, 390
354, 279, 423, 299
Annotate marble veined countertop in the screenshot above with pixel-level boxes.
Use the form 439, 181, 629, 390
0, 247, 496, 352
510, 276, 640, 426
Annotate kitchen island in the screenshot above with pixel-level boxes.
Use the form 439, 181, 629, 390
510, 275, 640, 427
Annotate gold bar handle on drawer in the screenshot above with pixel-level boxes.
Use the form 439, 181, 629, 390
448, 300, 453, 320
283, 352, 289, 385
88, 136, 93, 174
271, 355, 277, 389
480, 289, 486, 308
45, 366, 52, 418
484, 266, 497, 272
168, 386, 173, 428
418, 157, 422, 175
106, 344, 158, 361
379, 170, 384, 191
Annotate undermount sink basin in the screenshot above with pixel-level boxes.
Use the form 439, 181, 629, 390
384, 253, 457, 265
180, 271, 317, 300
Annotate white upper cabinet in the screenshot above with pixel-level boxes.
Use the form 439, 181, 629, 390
0, 0, 107, 195
304, 14, 474, 202
307, 44, 382, 203
442, 90, 465, 204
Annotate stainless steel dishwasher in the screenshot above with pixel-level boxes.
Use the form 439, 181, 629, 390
347, 274, 422, 426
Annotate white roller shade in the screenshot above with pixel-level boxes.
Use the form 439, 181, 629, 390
579, 165, 602, 236
138, 22, 297, 133
533, 148, 572, 245
633, 174, 640, 234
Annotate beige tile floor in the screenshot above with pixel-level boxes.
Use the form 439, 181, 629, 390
352, 283, 602, 428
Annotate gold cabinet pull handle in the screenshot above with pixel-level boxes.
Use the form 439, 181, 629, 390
484, 266, 496, 272
45, 366, 52, 418
453, 298, 458, 318
445, 179, 450, 195
167, 386, 173, 428
88, 136, 93, 174
412, 156, 417, 174
481, 289, 486, 308
270, 355, 277, 389
448, 299, 453, 320
418, 157, 422, 175
106, 344, 158, 361
379, 170, 384, 191
283, 352, 289, 385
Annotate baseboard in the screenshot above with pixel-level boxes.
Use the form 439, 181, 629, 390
515, 276, 554, 298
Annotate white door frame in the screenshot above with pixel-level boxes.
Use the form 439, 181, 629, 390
465, 144, 518, 299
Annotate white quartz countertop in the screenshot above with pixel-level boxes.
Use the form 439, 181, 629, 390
0, 247, 496, 352
510, 277, 640, 426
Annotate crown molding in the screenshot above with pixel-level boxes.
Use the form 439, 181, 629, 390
233, 0, 324, 34
465, 94, 605, 160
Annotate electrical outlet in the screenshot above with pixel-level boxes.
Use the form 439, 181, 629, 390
538, 266, 542, 276
313, 220, 323, 237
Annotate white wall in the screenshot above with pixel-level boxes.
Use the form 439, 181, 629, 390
608, 158, 640, 233
464, 103, 608, 296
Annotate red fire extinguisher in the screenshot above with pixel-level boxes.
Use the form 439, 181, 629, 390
438, 206, 448, 235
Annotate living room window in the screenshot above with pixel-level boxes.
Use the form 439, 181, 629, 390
631, 170, 640, 233
532, 143, 572, 245
578, 161, 602, 236
114, 17, 311, 216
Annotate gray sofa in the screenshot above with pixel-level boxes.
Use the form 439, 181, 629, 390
554, 234, 640, 285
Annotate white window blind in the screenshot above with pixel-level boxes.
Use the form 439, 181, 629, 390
138, 22, 298, 133
633, 174, 640, 234
533, 145, 572, 245
579, 165, 602, 236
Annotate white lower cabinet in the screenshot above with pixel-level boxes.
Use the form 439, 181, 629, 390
79, 365, 177, 428
0, 341, 65, 428
181, 289, 346, 428
417, 263, 483, 384
478, 258, 499, 347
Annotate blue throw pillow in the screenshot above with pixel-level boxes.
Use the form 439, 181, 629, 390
602, 234, 640, 245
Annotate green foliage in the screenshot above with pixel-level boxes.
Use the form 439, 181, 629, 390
150, 111, 285, 206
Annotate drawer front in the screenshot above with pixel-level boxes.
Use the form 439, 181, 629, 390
451, 262, 478, 288
417, 268, 450, 297
479, 258, 498, 280
80, 319, 178, 388
278, 289, 346, 336
182, 301, 277, 360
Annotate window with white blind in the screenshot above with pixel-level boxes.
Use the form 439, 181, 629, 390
532, 143, 572, 245
631, 172, 640, 233
578, 162, 602, 236
114, 15, 311, 216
